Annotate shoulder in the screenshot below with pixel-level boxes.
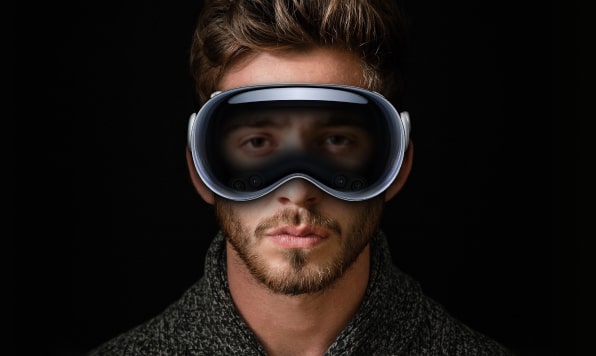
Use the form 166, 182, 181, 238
84, 276, 265, 356
85, 280, 214, 356
408, 297, 516, 355
85, 305, 189, 355
372, 261, 515, 355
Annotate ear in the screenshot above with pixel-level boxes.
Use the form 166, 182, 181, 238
185, 147, 215, 205
384, 140, 414, 202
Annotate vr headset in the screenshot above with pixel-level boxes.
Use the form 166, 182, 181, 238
187, 84, 410, 202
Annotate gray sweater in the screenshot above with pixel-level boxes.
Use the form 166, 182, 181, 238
87, 230, 514, 355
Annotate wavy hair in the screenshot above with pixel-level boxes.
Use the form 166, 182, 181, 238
190, 0, 407, 105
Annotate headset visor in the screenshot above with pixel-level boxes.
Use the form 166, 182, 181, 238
187, 84, 410, 201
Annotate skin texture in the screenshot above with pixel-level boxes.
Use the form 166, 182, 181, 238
186, 47, 413, 356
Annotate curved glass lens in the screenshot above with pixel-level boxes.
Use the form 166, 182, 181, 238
188, 84, 408, 201
206, 101, 389, 194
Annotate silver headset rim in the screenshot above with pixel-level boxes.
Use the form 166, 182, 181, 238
187, 83, 410, 201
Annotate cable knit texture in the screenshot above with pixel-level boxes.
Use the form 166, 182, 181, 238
87, 230, 514, 355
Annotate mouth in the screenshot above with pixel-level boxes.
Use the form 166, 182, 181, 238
265, 225, 329, 249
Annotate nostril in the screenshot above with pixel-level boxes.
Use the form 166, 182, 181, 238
274, 178, 323, 206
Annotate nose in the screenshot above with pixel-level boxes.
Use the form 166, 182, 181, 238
272, 177, 324, 207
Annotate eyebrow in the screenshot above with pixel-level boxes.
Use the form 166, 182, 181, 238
321, 115, 368, 127
222, 115, 288, 132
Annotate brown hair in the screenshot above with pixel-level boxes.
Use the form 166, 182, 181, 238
190, 0, 407, 105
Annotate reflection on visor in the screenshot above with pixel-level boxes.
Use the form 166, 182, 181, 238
188, 84, 410, 201
214, 104, 381, 192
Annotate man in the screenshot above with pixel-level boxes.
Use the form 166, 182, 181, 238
88, 0, 514, 355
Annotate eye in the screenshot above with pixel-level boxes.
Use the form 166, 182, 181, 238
319, 133, 356, 154
247, 137, 268, 148
324, 135, 352, 146
239, 134, 276, 156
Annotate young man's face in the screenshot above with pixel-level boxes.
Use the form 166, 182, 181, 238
214, 48, 386, 295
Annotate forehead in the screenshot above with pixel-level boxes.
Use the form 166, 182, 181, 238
219, 48, 364, 91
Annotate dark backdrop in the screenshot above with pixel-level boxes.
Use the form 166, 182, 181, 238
12, 1, 574, 355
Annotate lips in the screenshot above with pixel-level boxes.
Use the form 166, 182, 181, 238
265, 225, 329, 248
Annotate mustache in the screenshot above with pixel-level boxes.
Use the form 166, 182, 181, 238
254, 208, 341, 236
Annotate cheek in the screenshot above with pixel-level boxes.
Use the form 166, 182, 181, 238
345, 197, 384, 225
218, 198, 271, 230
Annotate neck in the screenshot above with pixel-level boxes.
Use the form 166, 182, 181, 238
226, 242, 370, 356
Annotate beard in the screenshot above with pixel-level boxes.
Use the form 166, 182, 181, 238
215, 197, 384, 295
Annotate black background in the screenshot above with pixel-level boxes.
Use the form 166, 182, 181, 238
11, 1, 577, 355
